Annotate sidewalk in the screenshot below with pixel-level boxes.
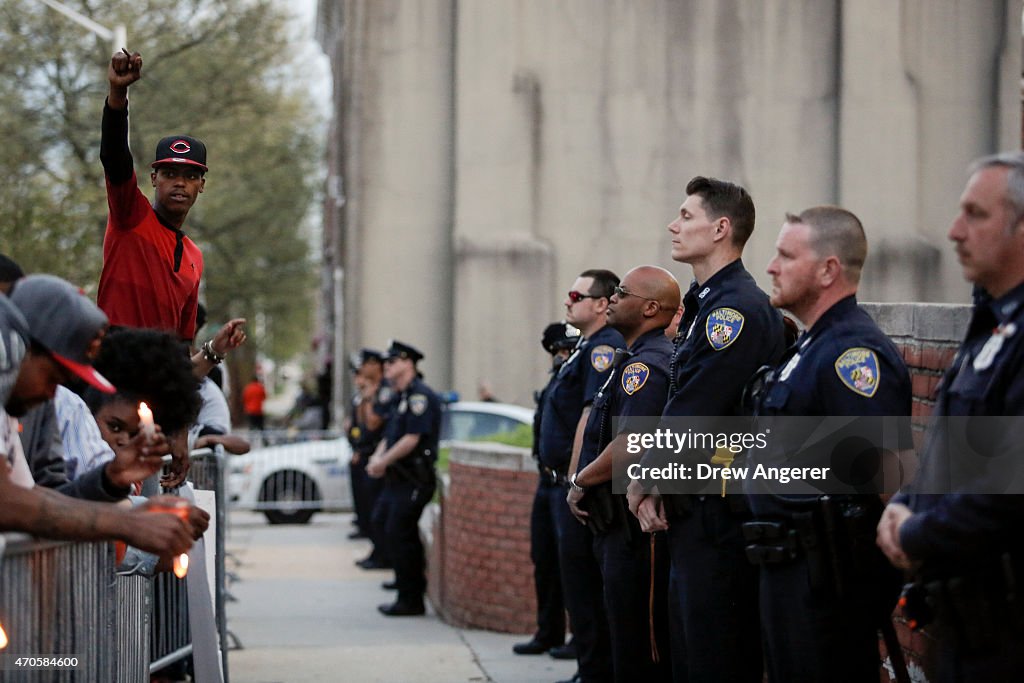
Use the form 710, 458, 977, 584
226, 511, 576, 683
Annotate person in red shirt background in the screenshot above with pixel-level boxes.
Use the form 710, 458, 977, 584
242, 377, 267, 431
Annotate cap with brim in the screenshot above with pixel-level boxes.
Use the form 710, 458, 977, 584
9, 274, 116, 394
384, 340, 423, 363
152, 135, 208, 172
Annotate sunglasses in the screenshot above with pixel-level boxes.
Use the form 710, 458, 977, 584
613, 285, 660, 305
567, 290, 600, 304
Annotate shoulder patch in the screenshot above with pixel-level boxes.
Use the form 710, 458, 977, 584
409, 394, 428, 416
705, 308, 745, 351
620, 362, 650, 395
377, 386, 394, 404
591, 345, 615, 372
834, 347, 880, 398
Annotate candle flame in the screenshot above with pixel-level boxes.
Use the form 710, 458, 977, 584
173, 553, 189, 579
0, 622, 8, 649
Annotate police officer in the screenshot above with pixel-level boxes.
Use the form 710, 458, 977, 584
627, 177, 785, 683
345, 349, 392, 561
539, 269, 624, 683
366, 340, 442, 616
878, 152, 1024, 680
567, 266, 679, 683
514, 321, 580, 657
746, 207, 912, 682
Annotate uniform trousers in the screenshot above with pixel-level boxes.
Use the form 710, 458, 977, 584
372, 476, 435, 606
666, 496, 762, 683
592, 511, 671, 683
554, 493, 612, 683
530, 479, 568, 646
351, 452, 383, 537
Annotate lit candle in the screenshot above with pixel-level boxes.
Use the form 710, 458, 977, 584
173, 553, 189, 579
137, 401, 156, 440
0, 622, 8, 649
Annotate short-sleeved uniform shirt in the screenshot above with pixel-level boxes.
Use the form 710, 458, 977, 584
347, 382, 393, 456
97, 104, 202, 341
746, 295, 912, 513
639, 259, 785, 472
577, 328, 673, 480
539, 325, 625, 472
384, 377, 442, 462
896, 282, 1024, 574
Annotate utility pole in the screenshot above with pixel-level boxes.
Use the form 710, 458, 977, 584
37, 0, 126, 55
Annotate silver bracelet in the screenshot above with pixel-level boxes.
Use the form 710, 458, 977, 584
202, 340, 225, 364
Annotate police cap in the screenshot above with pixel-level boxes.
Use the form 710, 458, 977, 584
541, 321, 580, 355
384, 339, 424, 364
348, 348, 384, 372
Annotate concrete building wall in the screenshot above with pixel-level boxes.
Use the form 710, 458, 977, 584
317, 0, 1020, 410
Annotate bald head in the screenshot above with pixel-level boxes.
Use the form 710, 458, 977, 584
608, 265, 681, 342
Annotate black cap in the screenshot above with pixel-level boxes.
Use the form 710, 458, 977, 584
152, 135, 208, 172
348, 348, 384, 371
384, 339, 423, 363
541, 321, 580, 355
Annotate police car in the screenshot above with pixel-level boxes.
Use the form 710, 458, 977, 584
229, 401, 534, 524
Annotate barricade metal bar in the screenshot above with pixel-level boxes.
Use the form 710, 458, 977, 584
188, 446, 231, 682
0, 534, 118, 682
114, 575, 151, 683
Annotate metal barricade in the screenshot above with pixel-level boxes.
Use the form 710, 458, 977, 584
0, 534, 120, 682
188, 446, 231, 683
229, 430, 351, 524
115, 575, 151, 683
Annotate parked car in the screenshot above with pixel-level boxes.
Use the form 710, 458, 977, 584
229, 401, 534, 525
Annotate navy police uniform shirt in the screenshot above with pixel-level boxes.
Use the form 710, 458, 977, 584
577, 329, 673, 475
639, 259, 785, 471
383, 376, 442, 462
747, 295, 912, 512
896, 281, 1024, 571
539, 325, 625, 472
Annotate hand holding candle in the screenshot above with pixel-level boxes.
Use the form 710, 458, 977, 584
149, 497, 192, 578
138, 401, 156, 441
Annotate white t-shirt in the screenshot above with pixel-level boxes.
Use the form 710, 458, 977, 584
2, 410, 35, 489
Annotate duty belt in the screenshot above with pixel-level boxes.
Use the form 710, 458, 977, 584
539, 465, 569, 487
742, 520, 801, 564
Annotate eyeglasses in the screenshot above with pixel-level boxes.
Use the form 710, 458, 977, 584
567, 290, 600, 304
613, 285, 660, 305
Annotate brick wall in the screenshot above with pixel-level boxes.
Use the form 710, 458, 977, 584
428, 443, 538, 633
426, 303, 974, 679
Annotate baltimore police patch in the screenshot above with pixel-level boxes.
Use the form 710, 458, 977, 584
591, 345, 615, 371
834, 347, 880, 398
409, 394, 428, 416
705, 308, 744, 351
620, 362, 650, 395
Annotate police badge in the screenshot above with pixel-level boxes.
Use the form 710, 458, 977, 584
591, 345, 615, 371
409, 394, 428, 416
834, 347, 880, 398
705, 308, 745, 351
620, 362, 650, 395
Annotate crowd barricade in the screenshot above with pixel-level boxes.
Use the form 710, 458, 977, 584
0, 446, 230, 682
229, 430, 352, 523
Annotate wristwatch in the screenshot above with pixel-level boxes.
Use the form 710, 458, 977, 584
569, 472, 585, 493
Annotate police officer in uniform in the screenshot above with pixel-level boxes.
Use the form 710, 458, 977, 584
628, 177, 785, 683
878, 152, 1024, 681
345, 349, 392, 560
567, 266, 679, 683
745, 207, 912, 682
367, 340, 442, 616
514, 321, 581, 657
539, 269, 624, 683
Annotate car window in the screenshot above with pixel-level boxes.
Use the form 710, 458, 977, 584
442, 410, 523, 442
